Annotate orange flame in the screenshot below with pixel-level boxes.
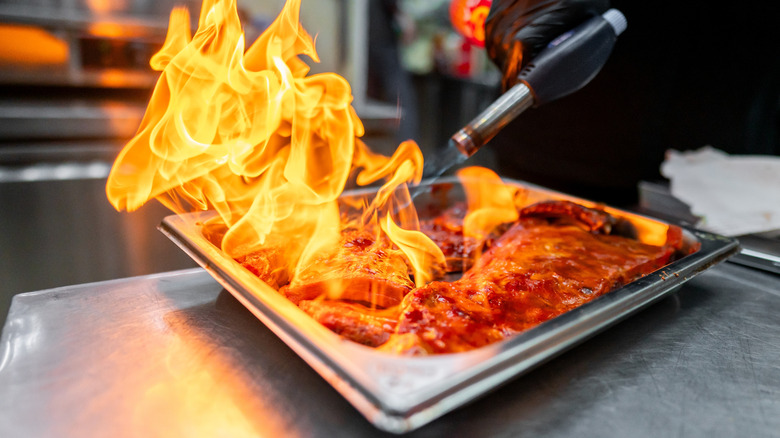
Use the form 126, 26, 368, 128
382, 214, 445, 286
458, 167, 519, 241
106, 0, 441, 294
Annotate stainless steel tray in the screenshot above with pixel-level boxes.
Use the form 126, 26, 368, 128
158, 176, 739, 434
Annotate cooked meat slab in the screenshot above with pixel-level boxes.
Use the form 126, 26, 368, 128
229, 200, 684, 354
389, 216, 678, 354
298, 300, 399, 347
280, 231, 414, 309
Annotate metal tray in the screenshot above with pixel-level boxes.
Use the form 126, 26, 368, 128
158, 176, 739, 434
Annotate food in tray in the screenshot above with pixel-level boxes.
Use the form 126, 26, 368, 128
381, 200, 680, 354
419, 201, 499, 272
281, 230, 414, 309
214, 199, 685, 355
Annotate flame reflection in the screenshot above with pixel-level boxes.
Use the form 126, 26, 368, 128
131, 302, 301, 438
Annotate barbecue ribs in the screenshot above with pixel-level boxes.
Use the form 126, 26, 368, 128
231, 199, 684, 355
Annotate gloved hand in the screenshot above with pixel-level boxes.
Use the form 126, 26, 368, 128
485, 0, 610, 90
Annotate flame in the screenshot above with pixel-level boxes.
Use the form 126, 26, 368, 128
132, 311, 296, 437
458, 167, 519, 241
106, 0, 440, 296
382, 213, 445, 286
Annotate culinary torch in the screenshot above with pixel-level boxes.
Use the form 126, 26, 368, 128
419, 8, 628, 182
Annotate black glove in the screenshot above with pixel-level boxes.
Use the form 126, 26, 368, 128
485, 0, 610, 90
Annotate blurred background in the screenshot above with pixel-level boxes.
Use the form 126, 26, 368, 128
0, 0, 502, 325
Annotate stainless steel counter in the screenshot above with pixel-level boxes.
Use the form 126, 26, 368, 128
0, 173, 199, 327
1, 263, 778, 437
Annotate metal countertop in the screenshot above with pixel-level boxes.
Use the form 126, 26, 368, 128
1, 263, 778, 437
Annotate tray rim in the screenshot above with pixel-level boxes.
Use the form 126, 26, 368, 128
158, 176, 740, 434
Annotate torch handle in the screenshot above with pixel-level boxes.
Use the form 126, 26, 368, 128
450, 9, 627, 158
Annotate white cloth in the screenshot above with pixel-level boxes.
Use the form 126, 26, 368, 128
660, 146, 780, 236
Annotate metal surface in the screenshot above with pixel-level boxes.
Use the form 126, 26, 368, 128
420, 83, 533, 181
454, 82, 534, 156
157, 177, 738, 433
731, 233, 780, 274
0, 100, 145, 141
419, 139, 468, 181
0, 173, 198, 328
1, 262, 779, 437
639, 181, 780, 274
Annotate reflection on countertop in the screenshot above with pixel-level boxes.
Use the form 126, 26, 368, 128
1, 264, 779, 437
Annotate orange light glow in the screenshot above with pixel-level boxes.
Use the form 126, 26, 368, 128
86, 22, 132, 39
0, 25, 68, 65
606, 207, 671, 246
450, 0, 493, 47
106, 0, 441, 298
132, 314, 296, 438
85, 0, 119, 14
458, 166, 519, 241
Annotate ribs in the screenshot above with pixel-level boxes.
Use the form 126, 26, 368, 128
280, 231, 414, 309
231, 199, 685, 354
236, 248, 289, 289
387, 206, 681, 354
419, 201, 510, 272
298, 300, 399, 347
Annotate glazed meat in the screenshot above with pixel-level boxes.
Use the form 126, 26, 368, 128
236, 248, 289, 289
387, 212, 680, 354
232, 199, 685, 354
418, 202, 478, 271
298, 300, 399, 347
519, 199, 615, 233
419, 202, 509, 271
204, 219, 290, 289
280, 231, 414, 308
